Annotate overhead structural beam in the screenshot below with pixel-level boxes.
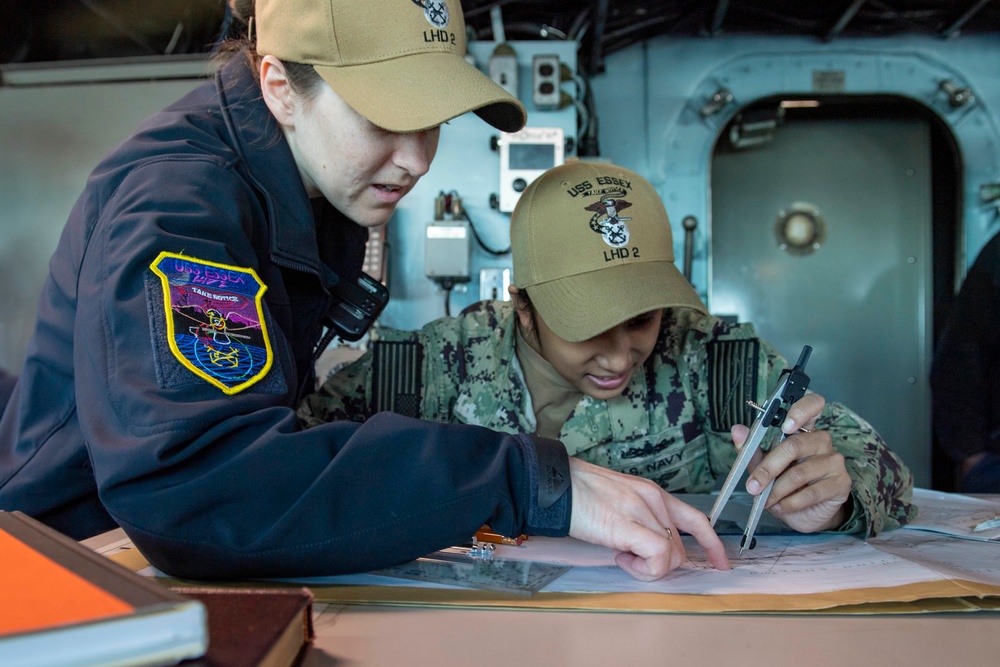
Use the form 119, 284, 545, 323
589, 0, 610, 73
824, 0, 868, 42
710, 0, 731, 37
941, 0, 992, 39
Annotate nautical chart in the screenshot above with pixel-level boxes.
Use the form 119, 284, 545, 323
297, 491, 1000, 599
515, 533, 938, 596
471, 491, 1000, 596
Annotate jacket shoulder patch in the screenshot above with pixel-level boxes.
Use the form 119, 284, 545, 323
149, 251, 273, 395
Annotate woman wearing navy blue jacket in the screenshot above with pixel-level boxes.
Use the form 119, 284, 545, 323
0, 0, 729, 582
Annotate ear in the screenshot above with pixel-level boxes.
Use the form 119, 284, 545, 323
508, 286, 533, 329
260, 55, 296, 129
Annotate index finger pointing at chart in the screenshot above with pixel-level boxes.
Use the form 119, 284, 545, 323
665, 495, 731, 570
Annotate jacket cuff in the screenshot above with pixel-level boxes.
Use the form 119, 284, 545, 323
520, 434, 572, 536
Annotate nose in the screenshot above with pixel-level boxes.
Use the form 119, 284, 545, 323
393, 128, 440, 177
595, 326, 634, 373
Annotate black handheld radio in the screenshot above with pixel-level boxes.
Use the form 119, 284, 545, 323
325, 271, 389, 342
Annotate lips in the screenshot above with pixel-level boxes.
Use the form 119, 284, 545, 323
371, 182, 407, 204
587, 371, 629, 391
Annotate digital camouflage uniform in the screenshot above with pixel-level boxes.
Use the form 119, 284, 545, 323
300, 300, 915, 536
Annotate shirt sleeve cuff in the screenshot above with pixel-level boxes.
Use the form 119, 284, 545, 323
833, 490, 868, 535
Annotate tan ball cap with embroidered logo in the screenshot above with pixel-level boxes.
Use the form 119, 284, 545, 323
512, 161, 707, 342
255, 0, 526, 133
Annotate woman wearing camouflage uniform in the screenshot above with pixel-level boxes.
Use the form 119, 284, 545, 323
301, 161, 914, 538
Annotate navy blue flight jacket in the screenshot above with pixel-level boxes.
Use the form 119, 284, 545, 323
0, 57, 570, 579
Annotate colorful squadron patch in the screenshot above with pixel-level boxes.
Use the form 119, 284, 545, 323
150, 252, 273, 395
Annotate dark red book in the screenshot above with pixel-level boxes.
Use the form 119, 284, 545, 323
172, 588, 314, 667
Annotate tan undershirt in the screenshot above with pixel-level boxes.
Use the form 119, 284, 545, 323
515, 326, 583, 440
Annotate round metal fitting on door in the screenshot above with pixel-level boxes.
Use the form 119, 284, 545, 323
775, 202, 826, 256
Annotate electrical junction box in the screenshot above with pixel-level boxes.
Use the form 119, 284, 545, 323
425, 221, 471, 282
532, 54, 562, 111
498, 126, 565, 213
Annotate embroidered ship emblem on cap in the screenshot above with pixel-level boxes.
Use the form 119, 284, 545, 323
412, 0, 450, 28
150, 251, 273, 394
586, 196, 633, 248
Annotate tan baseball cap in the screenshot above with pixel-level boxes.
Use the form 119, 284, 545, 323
255, 0, 526, 133
512, 161, 707, 342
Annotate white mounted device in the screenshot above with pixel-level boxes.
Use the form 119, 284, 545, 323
425, 221, 471, 282
498, 126, 565, 213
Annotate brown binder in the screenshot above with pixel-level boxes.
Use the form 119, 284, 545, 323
174, 588, 315, 667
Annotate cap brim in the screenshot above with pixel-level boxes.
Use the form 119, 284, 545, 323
526, 261, 708, 343
314, 52, 526, 133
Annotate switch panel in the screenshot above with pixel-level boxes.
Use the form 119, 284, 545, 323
489, 44, 519, 99
479, 268, 512, 301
